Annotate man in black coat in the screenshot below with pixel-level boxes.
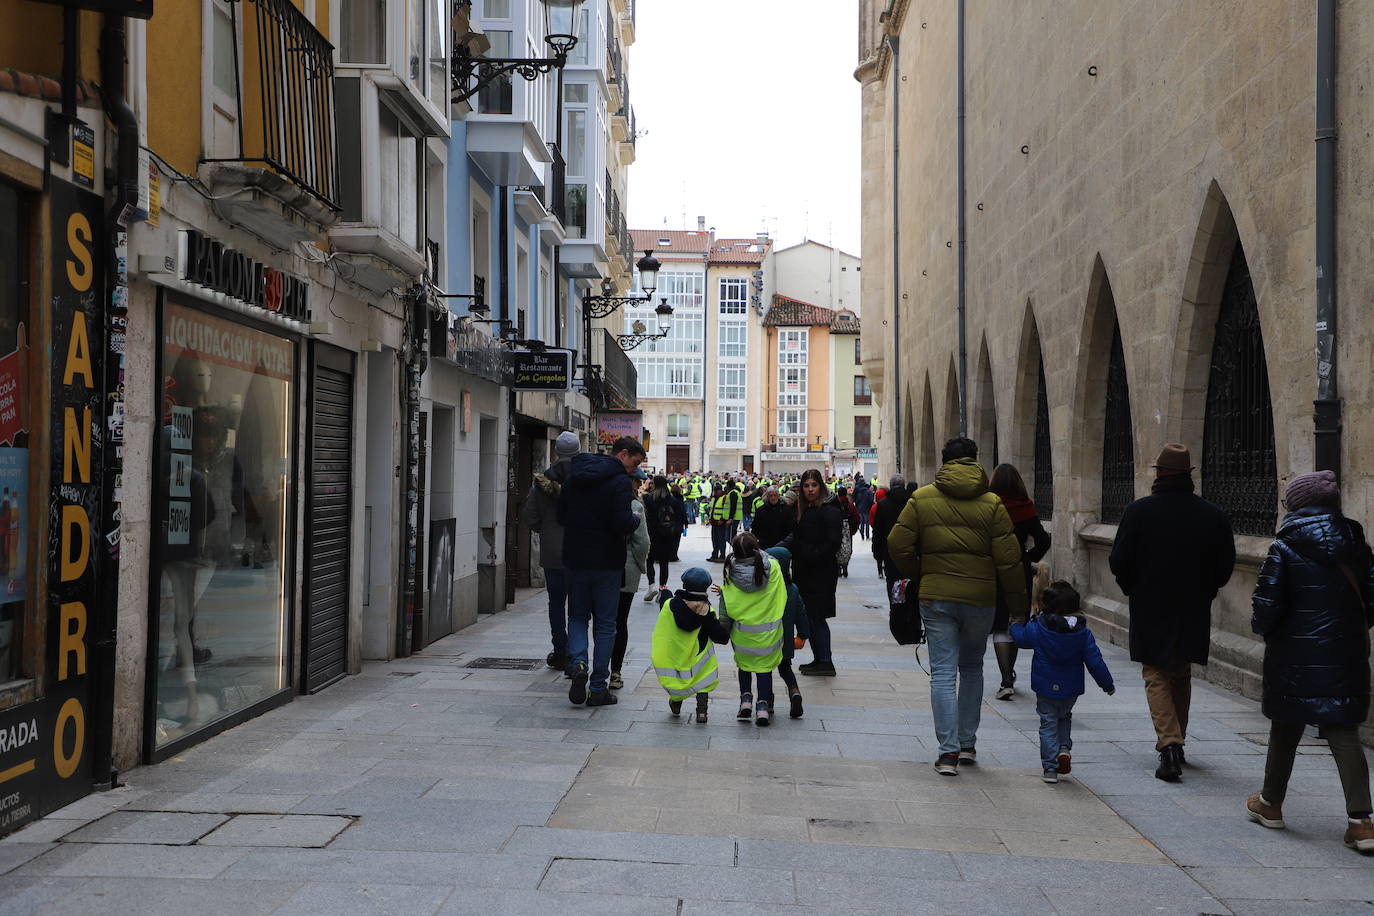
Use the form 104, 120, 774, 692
558, 436, 645, 707
750, 487, 794, 549
1109, 443, 1235, 782
872, 475, 911, 579
853, 480, 875, 540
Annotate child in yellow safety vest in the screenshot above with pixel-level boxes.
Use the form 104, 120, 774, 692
716, 532, 788, 726
650, 567, 731, 722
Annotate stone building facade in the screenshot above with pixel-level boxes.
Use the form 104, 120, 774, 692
856, 0, 1374, 719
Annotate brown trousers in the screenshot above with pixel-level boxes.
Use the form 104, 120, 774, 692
1142, 662, 1192, 751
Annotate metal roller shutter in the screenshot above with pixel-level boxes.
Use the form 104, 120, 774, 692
303, 346, 353, 692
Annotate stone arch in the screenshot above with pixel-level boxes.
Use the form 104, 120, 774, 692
1070, 255, 1136, 520
918, 374, 937, 486
973, 335, 999, 468
1012, 300, 1054, 518
942, 356, 961, 445
900, 387, 917, 478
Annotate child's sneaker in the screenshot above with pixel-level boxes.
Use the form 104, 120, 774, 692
695, 694, 710, 723
789, 690, 804, 719
1042, 768, 1059, 784
755, 700, 770, 727
737, 693, 753, 720
668, 699, 683, 717
1057, 746, 1072, 774
608, 671, 624, 690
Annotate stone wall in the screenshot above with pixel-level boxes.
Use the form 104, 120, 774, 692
857, 0, 1374, 729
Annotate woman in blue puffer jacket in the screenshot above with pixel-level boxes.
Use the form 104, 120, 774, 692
1246, 471, 1374, 854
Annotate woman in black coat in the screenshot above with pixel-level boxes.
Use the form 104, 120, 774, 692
781, 469, 843, 676
641, 476, 688, 600
1247, 471, 1374, 849
988, 464, 1051, 700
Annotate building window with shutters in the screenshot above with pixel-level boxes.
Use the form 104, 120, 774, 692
1033, 360, 1054, 520
1202, 240, 1276, 537
853, 375, 872, 406
854, 338, 862, 365
1100, 321, 1135, 524
854, 415, 872, 448
151, 296, 297, 749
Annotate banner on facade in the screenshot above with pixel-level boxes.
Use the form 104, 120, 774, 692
509, 350, 571, 391
596, 411, 643, 449
163, 304, 294, 382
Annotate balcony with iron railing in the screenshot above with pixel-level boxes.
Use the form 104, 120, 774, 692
200, 0, 340, 246
585, 328, 638, 410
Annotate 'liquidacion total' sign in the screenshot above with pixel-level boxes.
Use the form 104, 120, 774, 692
181, 230, 308, 321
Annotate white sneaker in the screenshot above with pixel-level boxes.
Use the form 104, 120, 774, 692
642, 587, 659, 602
995, 685, 1015, 700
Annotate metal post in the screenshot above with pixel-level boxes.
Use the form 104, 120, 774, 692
887, 34, 902, 472
1313, 0, 1340, 475
955, 0, 969, 436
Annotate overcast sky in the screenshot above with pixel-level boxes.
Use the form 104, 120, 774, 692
627, 0, 861, 254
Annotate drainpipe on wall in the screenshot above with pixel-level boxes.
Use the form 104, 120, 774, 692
700, 252, 710, 470
955, 0, 968, 435
1313, 0, 1340, 476
886, 33, 901, 473
93, 11, 139, 792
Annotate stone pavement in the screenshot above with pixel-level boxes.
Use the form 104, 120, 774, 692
2, 527, 1372, 914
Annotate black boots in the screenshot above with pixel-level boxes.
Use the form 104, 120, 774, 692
1155, 744, 1183, 782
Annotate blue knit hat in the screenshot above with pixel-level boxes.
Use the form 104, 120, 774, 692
680, 567, 712, 596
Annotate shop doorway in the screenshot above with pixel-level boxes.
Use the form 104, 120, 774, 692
666, 445, 690, 473
303, 344, 353, 693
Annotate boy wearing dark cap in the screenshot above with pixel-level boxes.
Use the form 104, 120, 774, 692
650, 568, 731, 722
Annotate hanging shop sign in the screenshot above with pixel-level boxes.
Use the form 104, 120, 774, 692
596, 411, 643, 449
509, 349, 571, 392
180, 230, 308, 321
0, 180, 103, 838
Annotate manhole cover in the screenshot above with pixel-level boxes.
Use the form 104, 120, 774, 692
465, 657, 543, 670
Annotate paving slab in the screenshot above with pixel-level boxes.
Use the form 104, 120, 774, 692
61, 811, 228, 846
27, 876, 300, 916
270, 881, 455, 916
539, 858, 797, 904
197, 814, 353, 847
0, 877, 87, 916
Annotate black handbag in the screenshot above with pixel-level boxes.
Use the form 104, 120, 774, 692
888, 578, 925, 646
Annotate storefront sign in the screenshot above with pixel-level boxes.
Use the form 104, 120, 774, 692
596, 411, 643, 449
509, 350, 571, 391
0, 179, 106, 836
181, 230, 308, 321
163, 307, 294, 382
71, 124, 95, 189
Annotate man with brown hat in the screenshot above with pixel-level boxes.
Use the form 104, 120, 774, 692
1109, 443, 1236, 782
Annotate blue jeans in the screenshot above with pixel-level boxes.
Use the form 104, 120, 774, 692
544, 568, 568, 655
1036, 695, 1076, 770
920, 599, 995, 756
738, 669, 773, 704
566, 568, 621, 693
686, 499, 698, 523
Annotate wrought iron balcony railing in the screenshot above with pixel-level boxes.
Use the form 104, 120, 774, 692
588, 328, 637, 410
205, 0, 341, 210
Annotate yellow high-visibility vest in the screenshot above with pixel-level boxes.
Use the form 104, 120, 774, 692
722, 555, 786, 673
651, 601, 719, 697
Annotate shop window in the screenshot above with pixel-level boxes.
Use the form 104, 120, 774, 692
0, 185, 28, 685
153, 298, 296, 748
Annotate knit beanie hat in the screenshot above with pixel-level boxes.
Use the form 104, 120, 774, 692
554, 431, 580, 459
680, 567, 712, 597
1283, 470, 1340, 510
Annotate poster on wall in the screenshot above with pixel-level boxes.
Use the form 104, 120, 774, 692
0, 325, 28, 446
0, 448, 27, 602
428, 518, 455, 637
596, 411, 643, 450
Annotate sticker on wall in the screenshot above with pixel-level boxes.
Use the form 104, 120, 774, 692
0, 324, 27, 446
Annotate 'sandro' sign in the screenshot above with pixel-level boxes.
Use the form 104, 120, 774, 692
182, 230, 308, 321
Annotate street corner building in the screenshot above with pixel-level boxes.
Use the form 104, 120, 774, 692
855, 0, 1373, 729
0, 0, 641, 836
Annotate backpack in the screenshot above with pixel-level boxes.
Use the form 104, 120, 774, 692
652, 498, 678, 538
836, 513, 853, 567
887, 577, 925, 645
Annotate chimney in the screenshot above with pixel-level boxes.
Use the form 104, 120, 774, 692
756, 231, 770, 247
697, 215, 706, 231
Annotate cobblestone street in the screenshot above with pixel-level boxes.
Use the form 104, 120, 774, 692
2, 531, 1371, 915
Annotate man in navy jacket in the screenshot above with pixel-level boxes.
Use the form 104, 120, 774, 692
558, 435, 645, 706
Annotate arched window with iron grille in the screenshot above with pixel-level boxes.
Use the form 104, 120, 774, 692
1033, 359, 1053, 520
1201, 240, 1276, 536
1100, 321, 1135, 523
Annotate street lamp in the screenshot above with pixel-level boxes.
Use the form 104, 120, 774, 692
616, 297, 675, 351
583, 250, 661, 319
453, 0, 586, 103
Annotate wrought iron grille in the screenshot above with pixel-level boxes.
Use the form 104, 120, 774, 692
548, 143, 567, 224
1100, 321, 1136, 524
1033, 359, 1054, 520
1202, 241, 1277, 536
219, 0, 340, 209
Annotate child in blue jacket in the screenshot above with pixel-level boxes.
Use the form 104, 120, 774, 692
1010, 580, 1115, 783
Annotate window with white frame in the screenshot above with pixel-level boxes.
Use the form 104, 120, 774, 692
717, 406, 745, 446
777, 408, 807, 444
339, 0, 387, 64
719, 277, 747, 314
718, 320, 747, 359
718, 365, 746, 402
778, 366, 807, 406
667, 413, 690, 439
477, 30, 514, 113
635, 356, 702, 399
778, 328, 808, 364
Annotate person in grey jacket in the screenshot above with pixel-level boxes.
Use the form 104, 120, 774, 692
523, 431, 580, 671
610, 486, 651, 690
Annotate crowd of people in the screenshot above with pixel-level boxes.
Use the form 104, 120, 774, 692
522, 431, 1374, 855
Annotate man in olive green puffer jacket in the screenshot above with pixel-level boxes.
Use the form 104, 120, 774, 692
887, 437, 1029, 776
